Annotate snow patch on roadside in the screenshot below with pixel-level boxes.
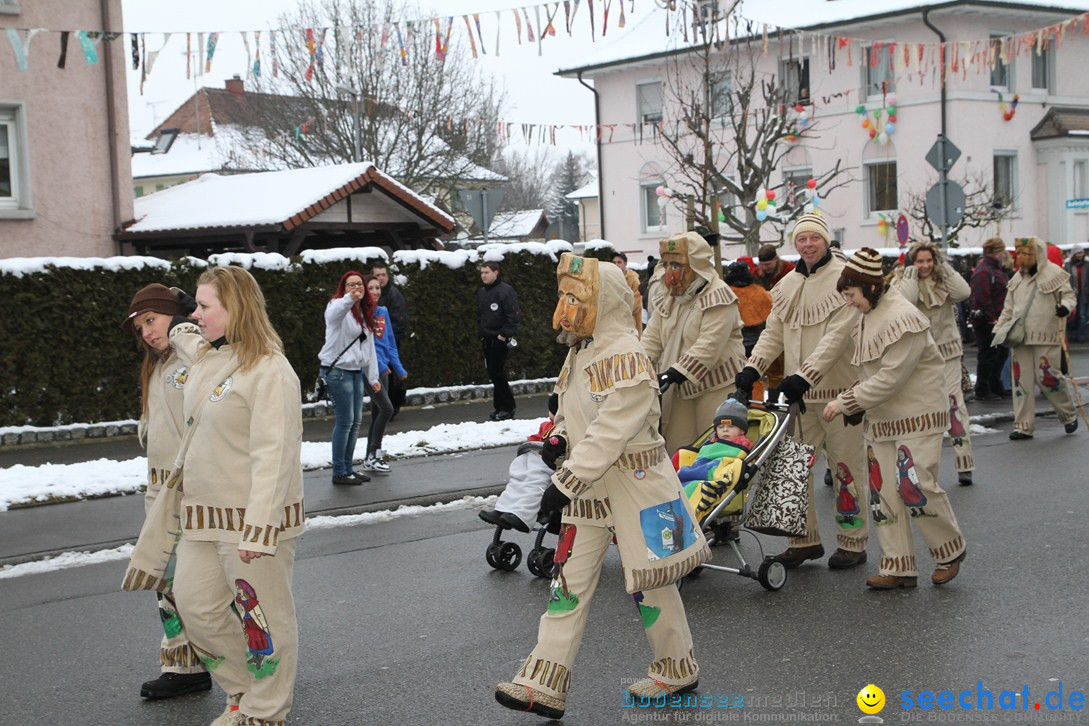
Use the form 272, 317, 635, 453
0, 544, 134, 580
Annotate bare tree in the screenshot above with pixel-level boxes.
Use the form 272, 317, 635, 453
656, 8, 851, 255
490, 147, 559, 212
237, 0, 506, 193
905, 171, 1016, 246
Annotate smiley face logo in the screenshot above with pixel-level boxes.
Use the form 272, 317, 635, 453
856, 684, 885, 715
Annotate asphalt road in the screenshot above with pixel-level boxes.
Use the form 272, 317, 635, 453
2, 414, 1087, 725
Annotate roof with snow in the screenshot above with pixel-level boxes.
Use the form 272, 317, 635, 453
566, 178, 599, 200
1031, 106, 1089, 139
127, 163, 454, 235
557, 0, 1086, 76
482, 209, 550, 239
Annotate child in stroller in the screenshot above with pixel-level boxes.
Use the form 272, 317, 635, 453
675, 398, 755, 525
478, 396, 560, 577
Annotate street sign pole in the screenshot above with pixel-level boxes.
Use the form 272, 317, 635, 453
937, 137, 948, 248
925, 134, 963, 248
482, 188, 489, 244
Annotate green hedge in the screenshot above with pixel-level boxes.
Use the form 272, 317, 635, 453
0, 247, 571, 427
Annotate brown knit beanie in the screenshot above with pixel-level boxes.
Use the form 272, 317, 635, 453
790, 213, 830, 245
122, 283, 185, 335
757, 243, 778, 262
841, 248, 885, 286
982, 237, 1005, 255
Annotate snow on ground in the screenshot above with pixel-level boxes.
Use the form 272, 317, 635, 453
0, 496, 498, 580
0, 419, 540, 511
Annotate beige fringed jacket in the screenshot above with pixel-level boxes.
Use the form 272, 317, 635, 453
749, 254, 860, 403
890, 262, 971, 361
144, 350, 188, 494
995, 237, 1076, 347
642, 239, 745, 400
551, 264, 710, 593
835, 288, 949, 442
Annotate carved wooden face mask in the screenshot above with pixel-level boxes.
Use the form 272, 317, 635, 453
553, 254, 599, 340
661, 253, 696, 295
1015, 238, 1037, 271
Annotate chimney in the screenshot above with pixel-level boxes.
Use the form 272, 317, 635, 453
225, 75, 244, 97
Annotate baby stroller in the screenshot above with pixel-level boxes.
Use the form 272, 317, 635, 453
479, 439, 558, 579
673, 402, 803, 591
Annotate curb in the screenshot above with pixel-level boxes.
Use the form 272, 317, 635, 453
0, 379, 556, 449
0, 484, 505, 568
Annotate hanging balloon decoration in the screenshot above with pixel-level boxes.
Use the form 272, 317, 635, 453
992, 89, 1019, 121
856, 91, 897, 147
655, 185, 673, 226
803, 177, 822, 215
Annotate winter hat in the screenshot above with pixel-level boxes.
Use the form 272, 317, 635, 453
713, 397, 749, 431
840, 248, 885, 287
982, 237, 1006, 255
724, 260, 754, 287
790, 213, 830, 245
122, 283, 185, 335
757, 243, 779, 262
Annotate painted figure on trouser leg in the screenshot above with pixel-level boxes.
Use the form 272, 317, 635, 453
821, 249, 967, 590
495, 254, 710, 720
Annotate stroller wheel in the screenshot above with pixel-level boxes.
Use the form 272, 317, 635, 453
758, 558, 788, 591
536, 548, 556, 579
485, 544, 501, 569
496, 542, 522, 572
527, 549, 542, 577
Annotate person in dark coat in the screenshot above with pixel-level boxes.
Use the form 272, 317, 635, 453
372, 262, 409, 417
478, 261, 520, 420
969, 237, 1011, 400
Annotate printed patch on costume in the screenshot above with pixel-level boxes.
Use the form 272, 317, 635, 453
1013, 361, 1025, 397
948, 395, 966, 443
234, 579, 279, 678
490, 302, 499, 311
209, 376, 233, 402
639, 498, 697, 561
1039, 356, 1063, 392
159, 604, 183, 639
634, 469, 646, 480
547, 582, 580, 614
191, 643, 225, 671
833, 462, 863, 530
867, 446, 893, 525
166, 366, 188, 389
632, 591, 661, 628
590, 392, 604, 402
895, 445, 933, 518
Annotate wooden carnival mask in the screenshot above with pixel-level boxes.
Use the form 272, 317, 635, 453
1015, 237, 1038, 271
659, 235, 697, 296
553, 253, 599, 343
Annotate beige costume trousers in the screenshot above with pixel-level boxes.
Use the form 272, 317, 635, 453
512, 522, 698, 701
662, 390, 729, 455
942, 358, 974, 473
867, 433, 965, 577
144, 483, 206, 675
174, 537, 298, 726
1010, 344, 1076, 434
789, 407, 869, 553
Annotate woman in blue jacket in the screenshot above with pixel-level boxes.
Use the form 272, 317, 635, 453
363, 275, 408, 473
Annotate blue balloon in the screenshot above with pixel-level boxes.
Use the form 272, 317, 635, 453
756, 210, 768, 221
885, 122, 896, 134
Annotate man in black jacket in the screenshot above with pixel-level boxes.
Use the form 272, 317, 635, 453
372, 263, 409, 416
477, 262, 520, 421
970, 238, 1011, 400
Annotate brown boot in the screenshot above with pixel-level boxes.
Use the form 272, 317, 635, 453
495, 683, 566, 720
771, 544, 825, 569
866, 574, 917, 589
827, 548, 867, 569
932, 550, 966, 586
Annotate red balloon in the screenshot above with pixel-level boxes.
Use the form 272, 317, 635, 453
889, 115, 897, 123
1003, 111, 1014, 121
869, 129, 877, 138
766, 190, 777, 201
806, 178, 817, 190
794, 104, 804, 113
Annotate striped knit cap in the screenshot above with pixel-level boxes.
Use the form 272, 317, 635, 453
790, 213, 830, 245
841, 248, 885, 286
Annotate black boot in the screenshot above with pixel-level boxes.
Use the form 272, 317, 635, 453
140, 672, 212, 700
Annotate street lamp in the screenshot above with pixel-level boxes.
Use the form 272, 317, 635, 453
336, 84, 363, 163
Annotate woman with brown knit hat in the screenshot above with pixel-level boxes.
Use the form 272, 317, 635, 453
821, 249, 967, 589
122, 283, 212, 700
889, 241, 975, 486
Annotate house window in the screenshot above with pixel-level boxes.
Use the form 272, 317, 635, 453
710, 71, 732, 119
642, 183, 667, 232
1031, 46, 1051, 92
1074, 159, 1088, 200
134, 185, 145, 198
990, 34, 1011, 89
864, 160, 898, 216
993, 152, 1017, 210
0, 103, 31, 216
779, 57, 810, 106
780, 167, 813, 210
862, 44, 896, 98
637, 82, 663, 125
0, 1, 20, 15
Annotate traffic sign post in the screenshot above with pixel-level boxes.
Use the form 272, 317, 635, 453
458, 188, 506, 243
924, 134, 962, 248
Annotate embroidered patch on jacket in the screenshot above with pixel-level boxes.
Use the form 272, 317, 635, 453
166, 366, 188, 389
639, 497, 697, 561
634, 468, 646, 480
632, 591, 661, 628
209, 376, 233, 401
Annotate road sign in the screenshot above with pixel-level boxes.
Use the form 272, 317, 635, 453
925, 135, 962, 174
925, 180, 966, 229
1066, 198, 1089, 209
458, 188, 506, 238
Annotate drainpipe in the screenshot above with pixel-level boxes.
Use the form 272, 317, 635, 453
922, 8, 949, 248
101, 0, 124, 248
577, 70, 604, 241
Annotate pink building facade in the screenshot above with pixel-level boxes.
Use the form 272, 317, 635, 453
561, 2, 1089, 260
0, 0, 132, 258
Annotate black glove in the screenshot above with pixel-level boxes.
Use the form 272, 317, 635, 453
843, 411, 864, 427
729, 388, 751, 407
545, 508, 563, 535
775, 374, 811, 412
540, 435, 567, 471
734, 366, 761, 393
1056, 304, 1070, 318
540, 483, 572, 514
175, 289, 197, 316
969, 309, 987, 324
658, 367, 687, 393
168, 315, 193, 333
